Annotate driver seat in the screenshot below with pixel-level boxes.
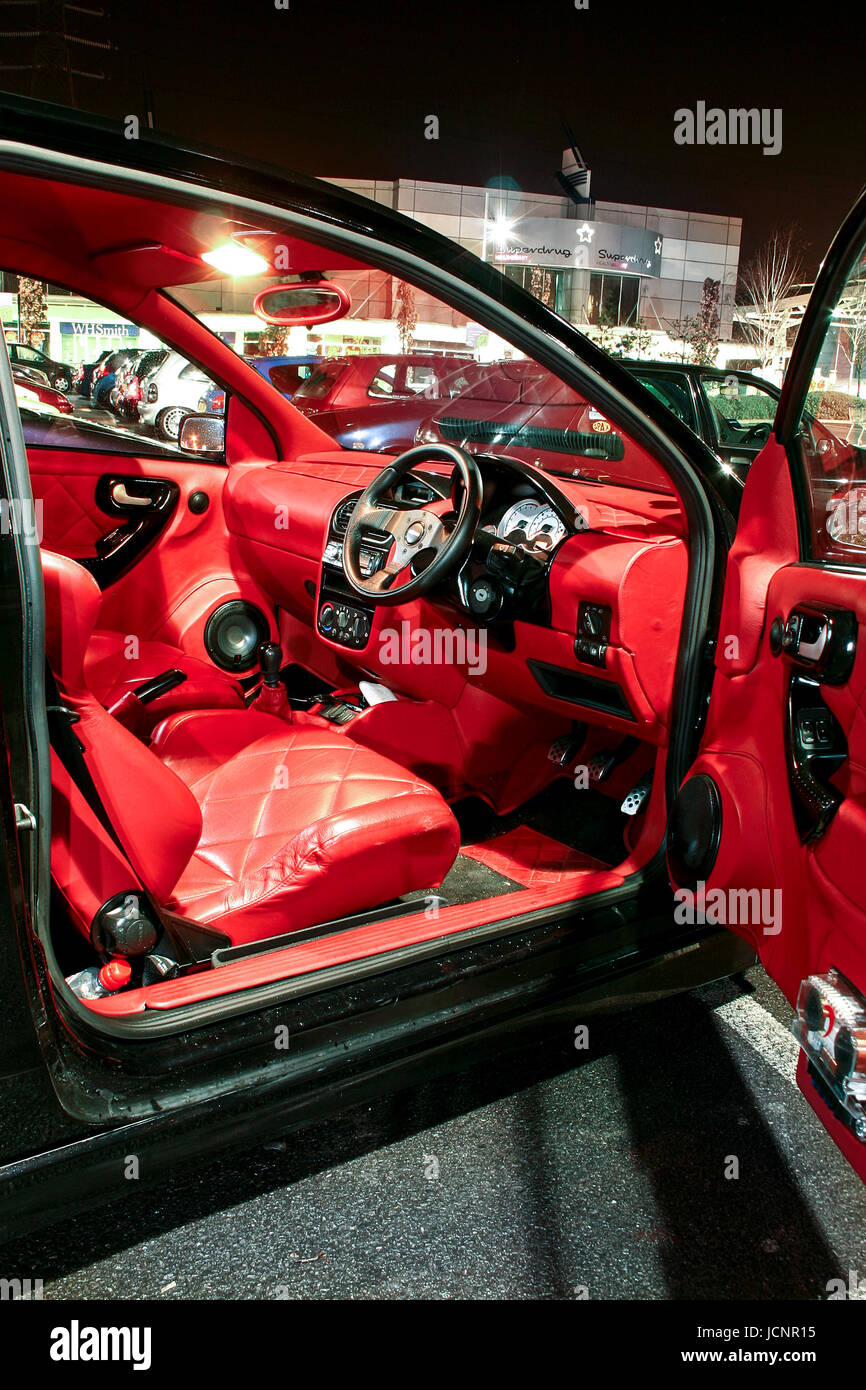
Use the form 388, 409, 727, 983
44, 549, 460, 947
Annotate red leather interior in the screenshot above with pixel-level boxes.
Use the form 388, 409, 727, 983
151, 709, 460, 944
226, 458, 688, 756
678, 437, 866, 1007
44, 549, 460, 945
84, 631, 244, 719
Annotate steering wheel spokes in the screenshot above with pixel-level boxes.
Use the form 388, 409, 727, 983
343, 444, 482, 604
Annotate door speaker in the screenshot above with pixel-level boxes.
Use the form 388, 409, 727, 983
204, 601, 269, 672
667, 773, 722, 887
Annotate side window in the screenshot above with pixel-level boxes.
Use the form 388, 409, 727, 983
368, 363, 397, 397
633, 373, 698, 431
3, 280, 224, 459
797, 244, 866, 559
701, 374, 776, 447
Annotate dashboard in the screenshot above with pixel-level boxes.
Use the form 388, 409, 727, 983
225, 448, 689, 744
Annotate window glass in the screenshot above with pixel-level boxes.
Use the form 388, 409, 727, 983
701, 373, 777, 447
794, 244, 866, 559
587, 272, 641, 327
168, 265, 676, 493
292, 360, 348, 402
368, 363, 398, 397
633, 372, 698, 430
2, 280, 224, 457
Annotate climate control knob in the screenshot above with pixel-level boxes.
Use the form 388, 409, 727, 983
319, 603, 335, 633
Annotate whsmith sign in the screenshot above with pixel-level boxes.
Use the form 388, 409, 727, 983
492, 219, 663, 276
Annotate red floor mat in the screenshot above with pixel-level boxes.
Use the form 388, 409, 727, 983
461, 826, 608, 887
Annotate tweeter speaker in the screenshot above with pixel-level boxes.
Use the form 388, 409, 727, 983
204, 601, 270, 672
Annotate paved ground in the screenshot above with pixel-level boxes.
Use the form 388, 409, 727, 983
4, 966, 866, 1300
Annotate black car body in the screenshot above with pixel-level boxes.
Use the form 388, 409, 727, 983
7, 340, 71, 392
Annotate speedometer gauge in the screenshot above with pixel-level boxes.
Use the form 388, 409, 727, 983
498, 499, 566, 548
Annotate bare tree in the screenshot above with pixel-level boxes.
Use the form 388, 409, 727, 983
737, 229, 804, 370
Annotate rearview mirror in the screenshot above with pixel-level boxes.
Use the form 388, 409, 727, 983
178, 413, 225, 454
253, 280, 350, 327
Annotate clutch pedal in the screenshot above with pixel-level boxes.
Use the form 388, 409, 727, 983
548, 735, 583, 768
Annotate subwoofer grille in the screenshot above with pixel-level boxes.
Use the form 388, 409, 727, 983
204, 601, 270, 672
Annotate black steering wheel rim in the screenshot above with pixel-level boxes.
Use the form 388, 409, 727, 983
342, 443, 483, 605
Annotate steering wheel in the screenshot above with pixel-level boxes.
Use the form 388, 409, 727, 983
342, 443, 482, 604
740, 422, 771, 446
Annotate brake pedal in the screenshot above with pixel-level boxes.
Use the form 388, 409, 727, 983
621, 771, 653, 816
587, 749, 618, 784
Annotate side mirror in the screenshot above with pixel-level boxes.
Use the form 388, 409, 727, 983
178, 413, 225, 454
253, 280, 350, 327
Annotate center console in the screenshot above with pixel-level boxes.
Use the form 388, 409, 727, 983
317, 494, 379, 650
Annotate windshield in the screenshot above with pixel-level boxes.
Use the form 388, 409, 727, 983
167, 261, 673, 492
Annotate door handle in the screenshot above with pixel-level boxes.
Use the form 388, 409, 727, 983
796, 621, 829, 663
110, 481, 154, 508
770, 605, 857, 684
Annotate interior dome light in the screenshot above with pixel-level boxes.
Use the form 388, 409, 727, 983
201, 243, 269, 276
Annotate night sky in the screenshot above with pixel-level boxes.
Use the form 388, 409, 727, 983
8, 0, 865, 274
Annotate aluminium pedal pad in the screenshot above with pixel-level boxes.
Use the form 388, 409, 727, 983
621, 770, 653, 816
587, 749, 618, 784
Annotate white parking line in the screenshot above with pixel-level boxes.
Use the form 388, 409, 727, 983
712, 993, 800, 1086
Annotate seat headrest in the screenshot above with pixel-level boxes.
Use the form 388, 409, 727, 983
41, 549, 103, 696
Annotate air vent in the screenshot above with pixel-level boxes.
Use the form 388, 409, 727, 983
333, 498, 358, 535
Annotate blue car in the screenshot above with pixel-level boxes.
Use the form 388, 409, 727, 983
246, 355, 319, 397
90, 347, 137, 406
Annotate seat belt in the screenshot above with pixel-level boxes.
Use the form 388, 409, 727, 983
45, 662, 126, 852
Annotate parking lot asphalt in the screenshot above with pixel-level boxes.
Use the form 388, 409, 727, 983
3, 965, 865, 1300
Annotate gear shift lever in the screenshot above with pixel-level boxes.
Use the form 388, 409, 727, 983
249, 640, 291, 720
258, 641, 282, 688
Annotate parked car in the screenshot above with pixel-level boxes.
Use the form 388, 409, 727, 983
246, 353, 320, 397
415, 360, 839, 515
6, 339, 72, 391
90, 347, 137, 407
292, 352, 482, 451
137, 349, 216, 439
11, 367, 72, 413
112, 347, 168, 419
1, 97, 866, 1242
71, 348, 111, 398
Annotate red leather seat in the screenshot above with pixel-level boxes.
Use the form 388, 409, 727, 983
41, 555, 244, 721
43, 550, 460, 946
149, 709, 460, 942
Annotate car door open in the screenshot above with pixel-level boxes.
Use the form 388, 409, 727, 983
667, 188, 866, 1179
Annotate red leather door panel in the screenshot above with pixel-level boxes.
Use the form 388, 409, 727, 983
677, 437, 866, 1179
30, 447, 277, 661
